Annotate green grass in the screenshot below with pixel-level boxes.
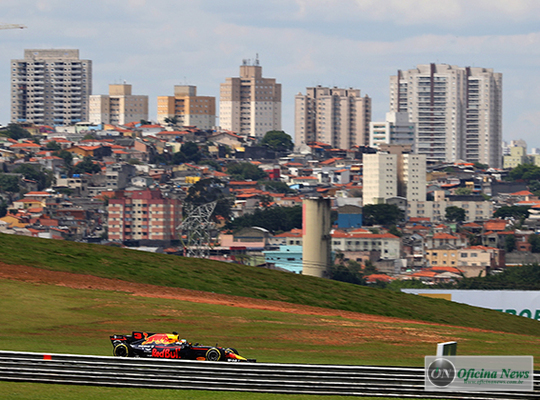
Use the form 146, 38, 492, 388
1, 279, 539, 399
2, 279, 540, 366
0, 382, 414, 400
1, 233, 540, 337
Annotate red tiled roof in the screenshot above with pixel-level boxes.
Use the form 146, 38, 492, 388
10, 142, 40, 148
320, 158, 343, 165
511, 190, 533, 196
274, 229, 303, 238
432, 233, 459, 240
483, 220, 506, 231
228, 181, 258, 186
462, 222, 482, 228
430, 266, 463, 274
365, 274, 395, 283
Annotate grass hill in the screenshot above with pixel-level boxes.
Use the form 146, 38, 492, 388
1, 233, 539, 337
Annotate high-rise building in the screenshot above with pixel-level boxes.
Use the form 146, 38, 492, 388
369, 111, 415, 150
89, 83, 148, 125
389, 64, 502, 167
363, 146, 426, 205
362, 153, 397, 205
157, 85, 215, 129
219, 58, 281, 138
107, 189, 182, 244
11, 49, 92, 126
295, 86, 371, 149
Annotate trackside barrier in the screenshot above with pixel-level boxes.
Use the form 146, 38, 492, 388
0, 350, 539, 399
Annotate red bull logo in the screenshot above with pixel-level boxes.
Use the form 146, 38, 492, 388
142, 334, 174, 345
152, 347, 180, 359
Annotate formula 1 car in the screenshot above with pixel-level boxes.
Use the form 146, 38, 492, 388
110, 331, 256, 362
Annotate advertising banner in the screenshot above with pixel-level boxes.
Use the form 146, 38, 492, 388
402, 289, 540, 319
425, 356, 533, 392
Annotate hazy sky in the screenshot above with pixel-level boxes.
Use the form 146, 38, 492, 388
2, 0, 540, 147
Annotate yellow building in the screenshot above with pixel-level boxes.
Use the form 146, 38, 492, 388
157, 85, 215, 130
89, 84, 148, 125
426, 247, 459, 267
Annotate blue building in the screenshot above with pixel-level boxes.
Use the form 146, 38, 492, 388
336, 205, 363, 228
263, 245, 303, 274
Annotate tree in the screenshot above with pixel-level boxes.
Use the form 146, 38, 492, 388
473, 162, 489, 170
164, 116, 179, 126
454, 187, 472, 195
388, 225, 402, 237
328, 260, 365, 285
261, 130, 294, 151
493, 206, 530, 220
508, 164, 540, 182
454, 263, 540, 290
45, 141, 61, 151
504, 234, 516, 253
259, 180, 293, 194
0, 174, 20, 193
528, 234, 540, 253
72, 157, 101, 175
82, 133, 96, 141
445, 206, 466, 223
198, 160, 222, 171
362, 204, 403, 226
13, 164, 53, 191
54, 150, 74, 171
184, 178, 232, 221
180, 142, 201, 163
0, 123, 32, 140
258, 194, 273, 208
172, 151, 186, 165
226, 162, 267, 181
0, 199, 7, 218
225, 205, 302, 233
363, 259, 378, 275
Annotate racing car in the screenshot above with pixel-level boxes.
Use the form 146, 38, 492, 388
110, 331, 256, 362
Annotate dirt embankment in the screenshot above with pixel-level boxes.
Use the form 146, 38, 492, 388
0, 261, 472, 329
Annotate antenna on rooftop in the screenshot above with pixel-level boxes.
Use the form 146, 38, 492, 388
255, 53, 259, 65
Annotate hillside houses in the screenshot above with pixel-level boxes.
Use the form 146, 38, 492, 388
2, 121, 540, 285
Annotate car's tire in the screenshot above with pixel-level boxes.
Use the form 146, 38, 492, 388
226, 347, 239, 355
205, 347, 222, 361
113, 343, 130, 357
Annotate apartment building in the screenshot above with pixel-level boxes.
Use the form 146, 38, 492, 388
389, 63, 502, 167
11, 49, 92, 126
157, 85, 215, 130
363, 147, 426, 205
219, 58, 281, 138
407, 191, 493, 223
107, 189, 182, 244
369, 111, 415, 150
89, 84, 148, 125
295, 85, 371, 149
362, 153, 397, 205
331, 231, 401, 260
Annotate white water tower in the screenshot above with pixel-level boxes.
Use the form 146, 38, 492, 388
302, 198, 332, 277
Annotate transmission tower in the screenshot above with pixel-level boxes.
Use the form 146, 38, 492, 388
177, 201, 217, 259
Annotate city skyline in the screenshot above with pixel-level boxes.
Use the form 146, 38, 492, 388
2, 1, 540, 147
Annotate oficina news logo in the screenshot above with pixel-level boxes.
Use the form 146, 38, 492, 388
427, 358, 456, 387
